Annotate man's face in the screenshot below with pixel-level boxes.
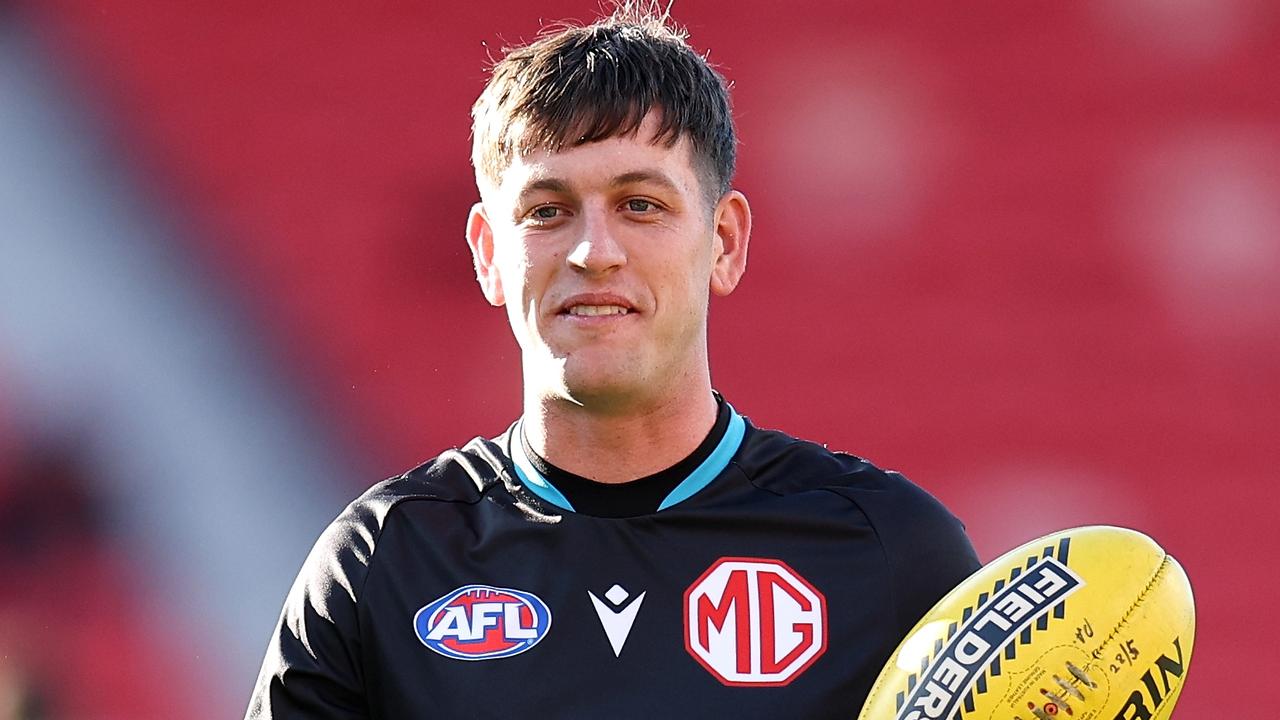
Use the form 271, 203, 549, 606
467, 114, 750, 408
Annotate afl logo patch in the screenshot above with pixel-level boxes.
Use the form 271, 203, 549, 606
414, 584, 552, 661
684, 557, 827, 686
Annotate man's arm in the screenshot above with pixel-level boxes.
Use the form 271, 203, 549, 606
245, 506, 374, 719
836, 469, 981, 635
879, 472, 980, 633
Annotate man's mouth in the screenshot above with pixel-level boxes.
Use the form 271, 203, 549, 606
566, 305, 631, 317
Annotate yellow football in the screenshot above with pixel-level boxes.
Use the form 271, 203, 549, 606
858, 525, 1194, 720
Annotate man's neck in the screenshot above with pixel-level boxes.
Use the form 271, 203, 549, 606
521, 385, 719, 485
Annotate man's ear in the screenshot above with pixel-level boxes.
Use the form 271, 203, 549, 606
466, 202, 505, 306
709, 190, 751, 297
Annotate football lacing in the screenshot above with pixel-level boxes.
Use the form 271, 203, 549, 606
1014, 661, 1099, 719
1052, 673, 1084, 700
1066, 661, 1097, 688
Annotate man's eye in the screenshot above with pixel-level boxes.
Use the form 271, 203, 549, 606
529, 204, 570, 221
625, 199, 656, 213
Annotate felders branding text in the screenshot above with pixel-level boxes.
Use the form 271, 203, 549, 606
897, 557, 1083, 720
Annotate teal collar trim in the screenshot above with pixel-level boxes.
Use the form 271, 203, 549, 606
508, 405, 746, 515
657, 406, 745, 510
510, 422, 576, 512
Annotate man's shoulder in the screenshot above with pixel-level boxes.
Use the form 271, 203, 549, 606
296, 435, 519, 584
344, 435, 513, 525
736, 420, 979, 614
736, 421, 969, 540
736, 422, 919, 498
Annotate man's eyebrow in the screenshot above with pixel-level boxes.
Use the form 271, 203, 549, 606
513, 171, 681, 205
517, 177, 572, 201
610, 170, 681, 193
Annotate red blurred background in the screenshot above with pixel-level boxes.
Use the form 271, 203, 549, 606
1, 1, 1275, 716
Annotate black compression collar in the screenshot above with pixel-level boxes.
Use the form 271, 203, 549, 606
519, 395, 732, 518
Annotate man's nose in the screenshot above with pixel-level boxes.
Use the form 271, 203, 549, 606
567, 207, 627, 274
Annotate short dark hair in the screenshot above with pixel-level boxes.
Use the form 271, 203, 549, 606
471, 3, 737, 201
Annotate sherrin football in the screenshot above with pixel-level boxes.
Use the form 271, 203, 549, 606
858, 525, 1194, 720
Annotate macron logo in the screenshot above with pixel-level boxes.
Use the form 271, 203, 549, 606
588, 584, 646, 657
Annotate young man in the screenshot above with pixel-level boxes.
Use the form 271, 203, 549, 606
247, 7, 978, 718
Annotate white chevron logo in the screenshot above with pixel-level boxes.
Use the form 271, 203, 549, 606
588, 584, 646, 657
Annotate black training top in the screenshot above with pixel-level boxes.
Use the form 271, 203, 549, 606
246, 404, 980, 719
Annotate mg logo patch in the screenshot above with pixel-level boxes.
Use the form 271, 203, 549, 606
684, 557, 827, 686
414, 584, 551, 661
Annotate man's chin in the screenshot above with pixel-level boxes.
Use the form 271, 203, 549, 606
527, 346, 670, 409
545, 366, 654, 411
558, 375, 642, 407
